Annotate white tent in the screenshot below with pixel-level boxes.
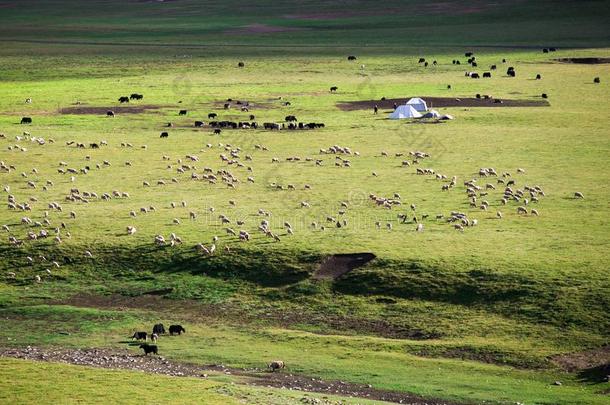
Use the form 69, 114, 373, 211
406, 97, 428, 112
389, 105, 422, 119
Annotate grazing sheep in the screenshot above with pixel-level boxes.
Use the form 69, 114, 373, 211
126, 226, 137, 235
574, 192, 584, 199
268, 360, 285, 372
416, 223, 423, 232
517, 206, 528, 214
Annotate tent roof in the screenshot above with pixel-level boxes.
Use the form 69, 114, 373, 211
406, 97, 427, 105
389, 105, 422, 119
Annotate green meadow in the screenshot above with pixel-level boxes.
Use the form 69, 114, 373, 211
0, 1, 609, 404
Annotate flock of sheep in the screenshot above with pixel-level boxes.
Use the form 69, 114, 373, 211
0, 53, 590, 283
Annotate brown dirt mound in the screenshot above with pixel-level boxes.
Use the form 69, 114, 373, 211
59, 105, 164, 115
555, 57, 610, 64
337, 97, 549, 111
314, 253, 376, 280
0, 346, 459, 404
549, 345, 610, 372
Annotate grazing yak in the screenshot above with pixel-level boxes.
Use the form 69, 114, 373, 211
268, 360, 285, 372
179, 110, 187, 116
237, 61, 245, 67
152, 323, 166, 335
536, 74, 542, 80
470, 73, 480, 79
347, 55, 357, 61
106, 111, 114, 117
194, 121, 204, 127
208, 113, 217, 119
139, 343, 158, 355
285, 115, 297, 122
330, 86, 338, 92
169, 324, 186, 335
224, 103, 230, 109
594, 77, 600, 83
214, 129, 222, 135
118, 96, 129, 103
160, 132, 169, 138
20, 117, 32, 124
130, 93, 143, 100
132, 331, 148, 341
482, 72, 492, 78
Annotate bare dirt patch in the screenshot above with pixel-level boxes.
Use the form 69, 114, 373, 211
337, 96, 549, 111
555, 57, 610, 64
59, 105, 165, 115
225, 24, 306, 35
0, 346, 460, 404
549, 345, 610, 372
314, 253, 376, 280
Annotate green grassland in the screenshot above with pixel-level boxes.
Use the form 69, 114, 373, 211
1, 1, 609, 404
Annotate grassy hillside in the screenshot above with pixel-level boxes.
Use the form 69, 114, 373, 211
0, 1, 609, 404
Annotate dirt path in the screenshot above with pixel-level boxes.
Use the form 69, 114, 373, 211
1, 346, 461, 404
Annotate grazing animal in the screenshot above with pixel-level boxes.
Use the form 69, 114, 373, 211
237, 61, 245, 67
482, 72, 492, 78
179, 109, 187, 115
160, 131, 169, 138
536, 74, 541, 80
347, 55, 357, 61
118, 96, 129, 103
106, 111, 115, 117
132, 331, 148, 341
152, 323, 166, 335
574, 192, 584, 199
214, 129, 222, 135
208, 113, 217, 119
194, 121, 204, 127
268, 360, 285, 372
20, 117, 32, 124
150, 333, 158, 343
169, 324, 186, 335
594, 77, 600, 84
139, 343, 158, 355
330, 86, 338, 92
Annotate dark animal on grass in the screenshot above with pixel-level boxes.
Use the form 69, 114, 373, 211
433, 60, 437, 65
483, 72, 491, 78
536, 74, 541, 80
152, 323, 166, 335
238, 61, 245, 67
470, 73, 480, 79
447, 85, 451, 89
347, 55, 357, 60
208, 113, 217, 119
418, 58, 425, 63
465, 52, 473, 57
107, 111, 114, 117
424, 61, 429, 67
179, 110, 187, 115
130, 93, 143, 100
490, 64, 497, 70
90, 143, 99, 149
541, 93, 548, 99
268, 360, 285, 372
241, 106, 249, 112
285, 115, 297, 122
169, 325, 186, 335
455, 60, 461, 65
330, 86, 338, 92
160, 132, 169, 138
139, 343, 158, 355
249, 114, 255, 120
594, 77, 600, 83
132, 331, 147, 340
224, 103, 230, 109
118, 96, 129, 103
194, 121, 204, 127
166, 122, 173, 127
550, 47, 556, 52
150, 333, 158, 343
284, 101, 291, 106
543, 48, 548, 53
502, 58, 507, 63
214, 129, 221, 135
20, 117, 32, 124
476, 93, 481, 99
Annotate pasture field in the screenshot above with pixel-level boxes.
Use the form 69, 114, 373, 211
0, 1, 609, 404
